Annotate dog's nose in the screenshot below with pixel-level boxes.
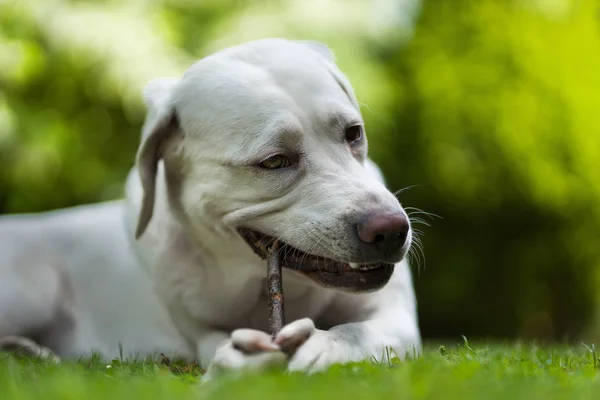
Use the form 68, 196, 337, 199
357, 212, 409, 257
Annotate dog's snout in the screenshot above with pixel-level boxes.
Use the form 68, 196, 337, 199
356, 212, 409, 257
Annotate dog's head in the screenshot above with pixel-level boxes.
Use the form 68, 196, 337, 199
135, 39, 411, 293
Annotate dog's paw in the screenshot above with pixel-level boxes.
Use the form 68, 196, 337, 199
202, 329, 286, 381
0, 336, 61, 363
275, 319, 356, 374
274, 318, 315, 354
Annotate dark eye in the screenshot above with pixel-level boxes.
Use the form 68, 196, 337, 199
259, 154, 292, 169
345, 125, 363, 144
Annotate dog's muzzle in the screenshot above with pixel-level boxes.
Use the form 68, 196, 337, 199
238, 228, 396, 292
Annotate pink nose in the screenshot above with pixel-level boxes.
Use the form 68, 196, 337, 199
357, 212, 409, 256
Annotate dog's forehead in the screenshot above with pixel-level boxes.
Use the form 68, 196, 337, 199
171, 40, 359, 139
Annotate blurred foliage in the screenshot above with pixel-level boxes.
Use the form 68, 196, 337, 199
0, 0, 229, 211
373, 0, 600, 341
0, 0, 599, 340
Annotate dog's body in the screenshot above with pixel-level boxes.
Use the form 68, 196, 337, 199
0, 200, 193, 359
0, 39, 421, 376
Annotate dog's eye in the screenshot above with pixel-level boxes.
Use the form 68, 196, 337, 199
345, 125, 363, 144
259, 154, 291, 169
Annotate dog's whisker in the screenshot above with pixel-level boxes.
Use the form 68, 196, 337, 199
409, 217, 431, 227
408, 237, 426, 274
274, 224, 317, 262
408, 246, 421, 273
392, 185, 419, 197
407, 228, 425, 272
412, 228, 425, 237
404, 207, 442, 220
302, 235, 325, 267
271, 221, 315, 245
357, 101, 372, 112
408, 250, 422, 275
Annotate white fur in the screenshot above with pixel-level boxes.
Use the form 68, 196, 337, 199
0, 39, 421, 378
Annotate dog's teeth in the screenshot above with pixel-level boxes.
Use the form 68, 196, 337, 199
357, 264, 379, 271
350, 263, 374, 271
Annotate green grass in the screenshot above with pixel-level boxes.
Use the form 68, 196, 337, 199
1, 340, 599, 400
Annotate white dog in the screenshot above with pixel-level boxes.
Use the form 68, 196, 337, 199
0, 39, 421, 378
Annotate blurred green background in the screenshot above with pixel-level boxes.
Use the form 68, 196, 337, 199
1, 0, 599, 342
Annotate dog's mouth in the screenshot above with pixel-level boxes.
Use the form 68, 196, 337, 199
238, 228, 395, 292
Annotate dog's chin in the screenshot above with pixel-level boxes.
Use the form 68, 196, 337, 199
237, 228, 395, 293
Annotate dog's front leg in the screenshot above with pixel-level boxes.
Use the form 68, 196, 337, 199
199, 329, 287, 381
277, 313, 420, 374
278, 265, 422, 373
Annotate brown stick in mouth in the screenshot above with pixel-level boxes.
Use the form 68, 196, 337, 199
267, 241, 285, 337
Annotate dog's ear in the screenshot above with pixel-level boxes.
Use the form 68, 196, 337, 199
135, 78, 181, 239
294, 40, 336, 63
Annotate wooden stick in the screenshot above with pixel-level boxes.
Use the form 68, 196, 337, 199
267, 241, 285, 337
